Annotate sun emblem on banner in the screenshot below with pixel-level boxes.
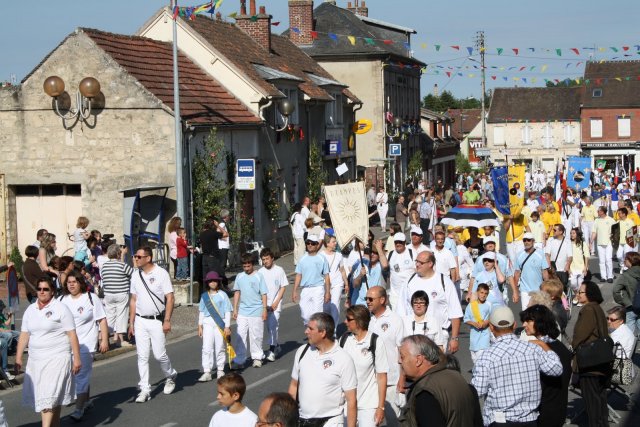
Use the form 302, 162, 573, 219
336, 199, 361, 222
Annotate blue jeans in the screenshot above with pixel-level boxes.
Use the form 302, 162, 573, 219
0, 331, 19, 370
626, 309, 640, 334
176, 257, 189, 279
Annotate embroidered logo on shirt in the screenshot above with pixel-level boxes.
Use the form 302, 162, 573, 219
322, 359, 333, 369
381, 323, 389, 332
45, 311, 53, 318
431, 292, 438, 299
78, 307, 84, 314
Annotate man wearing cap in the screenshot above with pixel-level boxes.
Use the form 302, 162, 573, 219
397, 251, 463, 354
408, 225, 429, 255
375, 234, 416, 310
514, 233, 549, 309
471, 306, 563, 426
468, 236, 517, 304
292, 235, 330, 327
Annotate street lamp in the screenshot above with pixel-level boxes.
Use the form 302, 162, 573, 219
43, 75, 101, 128
385, 115, 404, 138
276, 99, 295, 132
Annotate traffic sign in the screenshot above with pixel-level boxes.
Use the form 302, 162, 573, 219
475, 148, 491, 157
389, 143, 401, 156
236, 159, 256, 190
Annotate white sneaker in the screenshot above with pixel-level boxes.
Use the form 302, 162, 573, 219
164, 373, 177, 395
217, 370, 225, 378
135, 392, 151, 403
252, 359, 263, 368
198, 372, 212, 382
3, 371, 15, 381
69, 407, 84, 421
266, 351, 276, 362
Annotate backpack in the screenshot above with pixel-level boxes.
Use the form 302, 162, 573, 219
339, 332, 378, 369
449, 194, 458, 208
387, 248, 413, 266
632, 283, 640, 313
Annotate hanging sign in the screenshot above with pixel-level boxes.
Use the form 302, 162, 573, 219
236, 159, 255, 190
353, 119, 373, 135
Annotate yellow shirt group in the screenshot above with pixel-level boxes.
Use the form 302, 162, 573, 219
593, 216, 615, 246
619, 218, 635, 245
570, 241, 590, 273
542, 211, 561, 236
581, 205, 597, 222
529, 220, 546, 244
505, 214, 529, 243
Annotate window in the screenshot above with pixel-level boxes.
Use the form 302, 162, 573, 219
618, 117, 631, 137
543, 123, 553, 148
592, 88, 602, 98
563, 122, 576, 144
493, 126, 505, 146
521, 123, 532, 145
590, 118, 603, 138
276, 87, 299, 126
325, 94, 344, 126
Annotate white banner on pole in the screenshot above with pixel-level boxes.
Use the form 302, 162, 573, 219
323, 181, 369, 248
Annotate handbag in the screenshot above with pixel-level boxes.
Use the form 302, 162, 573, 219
611, 345, 635, 385
575, 307, 615, 370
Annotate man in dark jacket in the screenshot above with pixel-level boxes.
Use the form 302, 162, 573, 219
612, 251, 640, 333
398, 335, 477, 427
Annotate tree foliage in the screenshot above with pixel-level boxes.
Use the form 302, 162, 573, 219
455, 151, 472, 174
307, 138, 327, 202
422, 90, 488, 113
407, 150, 423, 181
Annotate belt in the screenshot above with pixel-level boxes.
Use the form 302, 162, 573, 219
136, 313, 163, 320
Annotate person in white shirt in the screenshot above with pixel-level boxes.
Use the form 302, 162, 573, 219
321, 235, 348, 330
289, 313, 357, 427
209, 373, 258, 427
430, 230, 459, 282
259, 248, 288, 362
128, 246, 177, 403
407, 226, 429, 255
218, 210, 231, 274
301, 197, 311, 220
607, 306, 637, 360
366, 286, 404, 424
376, 187, 389, 230
591, 206, 616, 282
528, 211, 546, 250
544, 223, 572, 288
341, 305, 389, 427
374, 235, 415, 310
290, 204, 306, 266
401, 290, 444, 348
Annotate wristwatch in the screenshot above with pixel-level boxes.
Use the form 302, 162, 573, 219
450, 337, 459, 341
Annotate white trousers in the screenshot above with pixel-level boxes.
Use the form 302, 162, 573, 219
616, 244, 635, 271
388, 291, 399, 313
520, 292, 532, 310
377, 204, 389, 229
569, 272, 584, 291
597, 244, 613, 280
300, 286, 326, 325
324, 284, 343, 329
74, 351, 94, 394
507, 240, 524, 269
104, 293, 130, 334
201, 317, 226, 373
233, 315, 264, 362
266, 309, 281, 347
134, 316, 176, 393
293, 237, 305, 266
582, 221, 594, 252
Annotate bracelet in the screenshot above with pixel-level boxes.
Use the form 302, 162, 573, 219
377, 407, 385, 411
450, 337, 459, 341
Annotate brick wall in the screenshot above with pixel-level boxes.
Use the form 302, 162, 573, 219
364, 166, 385, 189
288, 0, 314, 45
581, 107, 640, 142
235, 6, 272, 52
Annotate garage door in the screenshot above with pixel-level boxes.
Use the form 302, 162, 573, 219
15, 184, 82, 257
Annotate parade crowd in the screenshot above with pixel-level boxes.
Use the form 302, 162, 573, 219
2, 165, 640, 427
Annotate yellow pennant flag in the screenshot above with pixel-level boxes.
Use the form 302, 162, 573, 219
541, 64, 548, 72
421, 43, 427, 49
532, 77, 537, 83
615, 77, 622, 82
508, 165, 526, 217
598, 47, 606, 52
348, 36, 356, 46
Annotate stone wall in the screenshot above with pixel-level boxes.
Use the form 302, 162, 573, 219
0, 31, 177, 250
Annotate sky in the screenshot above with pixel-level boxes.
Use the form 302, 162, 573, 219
1, 0, 639, 100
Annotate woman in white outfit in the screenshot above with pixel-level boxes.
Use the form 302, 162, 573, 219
321, 235, 349, 328
15, 276, 82, 427
59, 270, 109, 421
375, 187, 389, 230
198, 271, 232, 382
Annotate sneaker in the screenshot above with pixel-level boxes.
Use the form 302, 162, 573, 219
120, 341, 134, 348
69, 407, 84, 421
252, 359, 263, 368
266, 351, 276, 362
607, 278, 613, 284
3, 370, 15, 381
164, 373, 177, 395
198, 372, 213, 382
217, 370, 225, 378
135, 392, 151, 403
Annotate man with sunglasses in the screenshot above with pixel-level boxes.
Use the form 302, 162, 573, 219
514, 233, 549, 310
292, 235, 330, 327
128, 246, 177, 403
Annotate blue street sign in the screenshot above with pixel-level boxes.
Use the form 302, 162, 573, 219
389, 143, 401, 156
236, 159, 256, 190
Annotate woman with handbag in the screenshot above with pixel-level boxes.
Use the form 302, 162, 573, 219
572, 281, 614, 427
569, 228, 590, 306
606, 306, 636, 386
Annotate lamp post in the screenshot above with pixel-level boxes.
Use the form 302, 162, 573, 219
43, 75, 101, 128
276, 99, 295, 131
385, 115, 404, 194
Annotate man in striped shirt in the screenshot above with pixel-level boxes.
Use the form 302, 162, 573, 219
101, 244, 134, 347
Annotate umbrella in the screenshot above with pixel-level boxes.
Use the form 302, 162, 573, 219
440, 205, 500, 228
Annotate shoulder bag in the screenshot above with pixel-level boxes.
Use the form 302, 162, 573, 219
611, 344, 635, 385
138, 270, 166, 322
575, 306, 615, 370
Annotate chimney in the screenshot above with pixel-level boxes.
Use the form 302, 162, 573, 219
347, 0, 368, 17
288, 0, 314, 46
236, 0, 272, 52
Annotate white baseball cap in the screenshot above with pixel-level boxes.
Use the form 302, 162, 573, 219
523, 232, 535, 240
410, 225, 423, 235
489, 306, 515, 328
393, 233, 407, 243
306, 234, 319, 243
483, 236, 497, 245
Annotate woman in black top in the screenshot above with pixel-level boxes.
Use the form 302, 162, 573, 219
464, 227, 485, 262
520, 305, 572, 427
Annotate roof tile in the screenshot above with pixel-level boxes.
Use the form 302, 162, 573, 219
488, 87, 582, 123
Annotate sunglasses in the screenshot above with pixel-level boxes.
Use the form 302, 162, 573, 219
523, 238, 533, 242
345, 317, 355, 322
607, 317, 621, 322
365, 297, 377, 302
37, 287, 51, 292
415, 260, 427, 265
483, 259, 495, 263
305, 241, 318, 245
412, 301, 427, 306
133, 255, 148, 259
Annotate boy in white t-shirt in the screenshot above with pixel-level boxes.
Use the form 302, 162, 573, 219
258, 248, 288, 362
209, 373, 257, 427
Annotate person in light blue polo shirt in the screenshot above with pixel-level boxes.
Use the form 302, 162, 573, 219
292, 234, 330, 326
232, 253, 268, 368
472, 251, 506, 308
514, 232, 549, 310
464, 283, 493, 363
350, 247, 383, 306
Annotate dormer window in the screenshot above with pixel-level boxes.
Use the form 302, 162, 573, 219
592, 88, 602, 98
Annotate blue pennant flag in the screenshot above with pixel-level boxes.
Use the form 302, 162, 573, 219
566, 156, 592, 190
491, 166, 510, 215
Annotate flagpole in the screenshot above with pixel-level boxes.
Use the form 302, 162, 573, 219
172, 0, 186, 226
355, 238, 369, 290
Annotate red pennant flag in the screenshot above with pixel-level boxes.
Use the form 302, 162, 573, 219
623, 46, 629, 51
491, 76, 497, 80
519, 66, 526, 71
310, 31, 318, 39
271, 21, 281, 26
446, 72, 451, 77
570, 48, 580, 55
172, 6, 179, 20
512, 48, 519, 55
451, 45, 460, 50
383, 40, 394, 45
596, 78, 603, 85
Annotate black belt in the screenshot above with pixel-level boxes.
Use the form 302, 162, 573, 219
136, 313, 163, 320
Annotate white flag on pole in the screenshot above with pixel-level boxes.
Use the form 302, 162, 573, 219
323, 181, 370, 248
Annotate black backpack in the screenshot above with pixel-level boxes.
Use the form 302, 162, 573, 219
339, 332, 379, 368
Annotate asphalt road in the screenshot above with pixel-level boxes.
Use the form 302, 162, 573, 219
2, 257, 639, 426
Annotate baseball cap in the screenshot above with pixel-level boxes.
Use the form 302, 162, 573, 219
313, 216, 323, 224
483, 236, 497, 245
522, 232, 535, 240
410, 225, 423, 235
204, 271, 222, 282
489, 306, 515, 328
481, 251, 496, 260
306, 234, 319, 243
393, 232, 407, 243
